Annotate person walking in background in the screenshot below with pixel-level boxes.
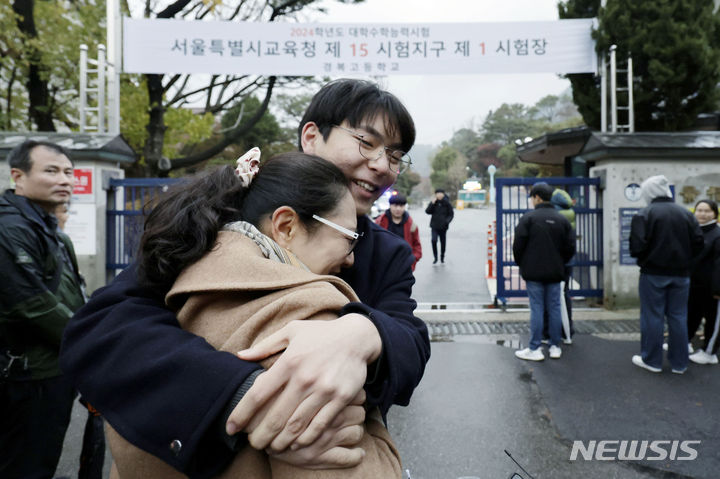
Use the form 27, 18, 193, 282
513, 182, 576, 361
375, 193, 422, 270
543, 188, 576, 344
687, 199, 720, 365
0, 140, 85, 478
629, 175, 704, 374
425, 188, 454, 264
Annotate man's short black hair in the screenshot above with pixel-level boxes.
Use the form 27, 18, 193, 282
298, 79, 416, 154
529, 182, 553, 202
389, 193, 407, 205
7, 140, 73, 172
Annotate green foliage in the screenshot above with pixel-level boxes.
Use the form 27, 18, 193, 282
1, 0, 366, 177
429, 145, 468, 199
480, 103, 546, 145
533, 95, 560, 122
164, 108, 215, 158
221, 96, 285, 150
394, 169, 421, 197
0, 0, 105, 130
120, 77, 150, 156
448, 127, 482, 159
119, 76, 214, 165
560, 0, 720, 131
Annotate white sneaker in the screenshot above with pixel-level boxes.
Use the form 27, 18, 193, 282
515, 347, 545, 361
662, 343, 668, 351
689, 350, 719, 365
632, 355, 661, 373
549, 345, 562, 359
563, 338, 573, 345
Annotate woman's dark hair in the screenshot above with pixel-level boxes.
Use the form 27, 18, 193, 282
138, 152, 350, 292
298, 78, 416, 154
695, 199, 719, 219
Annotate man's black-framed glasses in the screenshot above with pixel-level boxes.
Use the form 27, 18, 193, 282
332, 125, 412, 175
312, 214, 364, 255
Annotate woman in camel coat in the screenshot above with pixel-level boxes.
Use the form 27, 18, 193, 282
106, 152, 401, 478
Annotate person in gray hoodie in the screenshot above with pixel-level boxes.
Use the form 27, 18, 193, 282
629, 175, 703, 374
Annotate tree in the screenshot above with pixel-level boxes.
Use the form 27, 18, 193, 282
533, 94, 560, 123
559, 0, 720, 131
1, 0, 105, 131
0, 0, 364, 176
448, 127, 482, 161
393, 169, 421, 197
132, 0, 362, 176
480, 103, 544, 145
429, 144, 467, 200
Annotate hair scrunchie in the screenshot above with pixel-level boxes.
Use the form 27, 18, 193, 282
234, 147, 261, 187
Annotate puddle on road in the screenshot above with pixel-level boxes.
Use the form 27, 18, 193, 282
435, 333, 525, 349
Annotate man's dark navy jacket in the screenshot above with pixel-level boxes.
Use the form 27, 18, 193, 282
60, 215, 430, 477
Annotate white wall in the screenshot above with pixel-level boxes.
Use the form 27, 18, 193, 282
65, 160, 124, 294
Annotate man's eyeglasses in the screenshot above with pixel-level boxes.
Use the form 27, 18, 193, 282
312, 214, 364, 255
332, 125, 412, 175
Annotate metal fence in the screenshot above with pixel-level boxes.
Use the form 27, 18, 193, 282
494, 177, 603, 305
106, 177, 183, 278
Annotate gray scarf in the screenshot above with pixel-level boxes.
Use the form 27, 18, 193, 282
222, 221, 310, 272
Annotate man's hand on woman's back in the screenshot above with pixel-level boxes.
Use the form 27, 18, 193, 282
228, 315, 382, 467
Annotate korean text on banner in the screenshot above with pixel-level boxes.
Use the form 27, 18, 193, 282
122, 19, 597, 76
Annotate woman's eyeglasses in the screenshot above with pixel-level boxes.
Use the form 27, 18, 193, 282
312, 214, 363, 254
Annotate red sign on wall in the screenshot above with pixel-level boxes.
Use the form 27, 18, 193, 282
73, 168, 93, 195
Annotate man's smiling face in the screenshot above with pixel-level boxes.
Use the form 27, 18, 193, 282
301, 115, 400, 216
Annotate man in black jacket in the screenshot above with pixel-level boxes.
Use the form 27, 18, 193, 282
425, 188, 454, 264
0, 140, 85, 477
512, 182, 576, 361
630, 175, 703, 374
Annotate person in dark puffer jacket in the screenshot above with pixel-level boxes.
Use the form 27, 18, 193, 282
687, 199, 720, 365
629, 175, 703, 374
512, 182, 576, 362
0, 140, 85, 478
425, 189, 454, 264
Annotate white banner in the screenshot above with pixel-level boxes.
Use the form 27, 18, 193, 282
123, 19, 597, 76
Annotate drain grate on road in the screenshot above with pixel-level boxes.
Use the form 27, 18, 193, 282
425, 319, 640, 338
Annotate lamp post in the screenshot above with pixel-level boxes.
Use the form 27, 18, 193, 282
487, 164, 497, 204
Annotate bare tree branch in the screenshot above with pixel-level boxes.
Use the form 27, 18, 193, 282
157, 0, 193, 19
204, 75, 219, 110
162, 74, 182, 95
271, 0, 310, 20
167, 74, 191, 103
228, 0, 248, 20
165, 75, 252, 107
169, 76, 276, 169
5, 66, 17, 130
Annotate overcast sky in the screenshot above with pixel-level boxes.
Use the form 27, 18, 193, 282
308, 0, 573, 145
